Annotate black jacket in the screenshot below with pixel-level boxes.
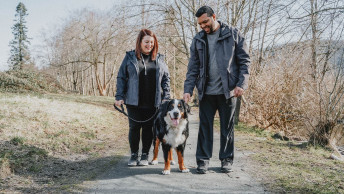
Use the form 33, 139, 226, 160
115, 50, 170, 107
184, 21, 250, 100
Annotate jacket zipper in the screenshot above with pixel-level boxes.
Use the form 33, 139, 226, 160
155, 55, 160, 107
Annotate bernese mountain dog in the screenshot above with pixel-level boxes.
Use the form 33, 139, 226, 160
150, 99, 190, 175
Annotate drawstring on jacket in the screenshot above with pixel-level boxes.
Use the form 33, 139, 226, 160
141, 54, 147, 75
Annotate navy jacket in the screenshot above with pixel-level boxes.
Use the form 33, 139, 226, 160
184, 21, 250, 101
115, 50, 170, 107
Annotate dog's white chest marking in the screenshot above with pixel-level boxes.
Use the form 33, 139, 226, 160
163, 119, 187, 148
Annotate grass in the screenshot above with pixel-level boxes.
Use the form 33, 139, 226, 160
214, 119, 344, 193
0, 155, 11, 179
0, 70, 64, 94
10, 136, 25, 145
0, 92, 129, 193
2, 90, 342, 193
0, 92, 127, 154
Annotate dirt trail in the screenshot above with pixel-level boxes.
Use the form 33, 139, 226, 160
86, 113, 267, 193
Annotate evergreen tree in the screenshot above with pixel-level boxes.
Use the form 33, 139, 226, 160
8, 2, 30, 70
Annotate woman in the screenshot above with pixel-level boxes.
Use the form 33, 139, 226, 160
115, 29, 170, 166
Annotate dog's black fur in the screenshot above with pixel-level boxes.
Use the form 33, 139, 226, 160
151, 99, 190, 174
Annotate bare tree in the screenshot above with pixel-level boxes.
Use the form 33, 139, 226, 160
44, 8, 133, 96
40, 0, 344, 148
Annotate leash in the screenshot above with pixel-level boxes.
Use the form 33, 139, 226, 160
113, 104, 158, 123
223, 96, 236, 152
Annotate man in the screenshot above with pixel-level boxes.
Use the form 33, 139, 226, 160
183, 6, 250, 174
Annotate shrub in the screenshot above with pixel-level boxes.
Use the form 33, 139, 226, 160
242, 44, 344, 147
0, 69, 64, 93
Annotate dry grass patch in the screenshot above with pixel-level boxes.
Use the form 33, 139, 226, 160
0, 93, 129, 193
232, 123, 344, 193
0, 93, 127, 155
0, 156, 11, 179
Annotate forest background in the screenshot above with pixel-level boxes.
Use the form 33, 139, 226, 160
2, 0, 344, 155
1, 0, 344, 192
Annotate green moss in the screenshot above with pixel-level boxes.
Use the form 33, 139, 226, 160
10, 136, 25, 145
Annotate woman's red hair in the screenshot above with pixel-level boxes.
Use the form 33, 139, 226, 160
135, 29, 159, 60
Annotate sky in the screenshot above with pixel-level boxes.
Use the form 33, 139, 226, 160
0, 0, 123, 71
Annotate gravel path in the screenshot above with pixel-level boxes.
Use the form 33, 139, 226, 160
87, 113, 267, 193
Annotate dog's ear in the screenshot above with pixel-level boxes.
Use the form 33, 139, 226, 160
156, 100, 170, 141
155, 115, 166, 141
181, 99, 191, 118
159, 100, 171, 117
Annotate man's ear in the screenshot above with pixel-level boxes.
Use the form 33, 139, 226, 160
212, 14, 216, 21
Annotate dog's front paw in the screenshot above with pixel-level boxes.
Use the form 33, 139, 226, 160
162, 170, 170, 175
179, 168, 190, 173
150, 160, 158, 165
170, 160, 176, 165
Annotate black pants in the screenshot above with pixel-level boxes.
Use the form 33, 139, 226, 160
196, 94, 236, 163
127, 107, 156, 154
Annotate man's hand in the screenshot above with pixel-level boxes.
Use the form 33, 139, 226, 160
183, 93, 191, 103
233, 86, 244, 97
114, 100, 124, 107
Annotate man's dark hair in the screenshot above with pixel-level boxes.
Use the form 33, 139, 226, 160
195, 6, 214, 17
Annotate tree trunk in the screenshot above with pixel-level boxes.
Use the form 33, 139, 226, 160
310, 0, 318, 79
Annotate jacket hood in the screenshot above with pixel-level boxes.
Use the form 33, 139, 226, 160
126, 50, 164, 61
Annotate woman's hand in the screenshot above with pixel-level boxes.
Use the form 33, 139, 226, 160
114, 100, 124, 107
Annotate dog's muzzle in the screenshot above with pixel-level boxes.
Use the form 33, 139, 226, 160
170, 112, 180, 127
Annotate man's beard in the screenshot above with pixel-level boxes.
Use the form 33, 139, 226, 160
209, 26, 215, 33
207, 21, 216, 34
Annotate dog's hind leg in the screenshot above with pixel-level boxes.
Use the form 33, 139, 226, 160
176, 147, 189, 173
150, 138, 160, 165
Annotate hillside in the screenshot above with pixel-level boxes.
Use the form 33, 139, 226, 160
0, 69, 343, 193
0, 92, 343, 193
0, 70, 64, 94
0, 93, 129, 193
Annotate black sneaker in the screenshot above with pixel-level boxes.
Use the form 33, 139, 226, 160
128, 153, 138, 166
138, 153, 149, 166
221, 158, 233, 173
196, 160, 209, 174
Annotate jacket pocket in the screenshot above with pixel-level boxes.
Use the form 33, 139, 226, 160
196, 41, 204, 51
196, 71, 204, 91
228, 71, 239, 90
127, 63, 137, 76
